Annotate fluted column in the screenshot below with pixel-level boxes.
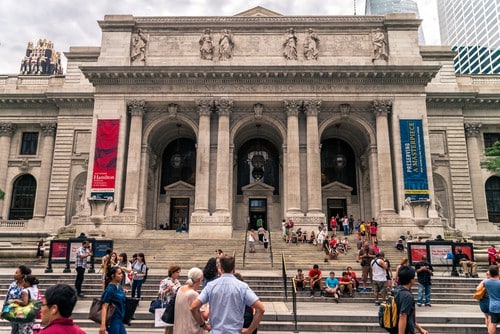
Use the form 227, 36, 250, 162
465, 122, 488, 222
193, 100, 212, 213
214, 99, 232, 214
304, 99, 322, 214
123, 100, 146, 212
372, 100, 395, 213
0, 123, 16, 218
284, 100, 302, 214
33, 123, 57, 218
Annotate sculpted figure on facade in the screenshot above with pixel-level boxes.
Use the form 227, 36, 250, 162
131, 29, 148, 64
218, 29, 234, 60
303, 28, 319, 60
199, 28, 215, 60
372, 28, 388, 62
283, 28, 298, 60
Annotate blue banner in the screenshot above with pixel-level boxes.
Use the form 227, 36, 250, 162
400, 119, 429, 200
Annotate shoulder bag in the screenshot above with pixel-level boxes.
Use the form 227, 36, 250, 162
161, 293, 176, 324
88, 298, 115, 326
473, 286, 486, 300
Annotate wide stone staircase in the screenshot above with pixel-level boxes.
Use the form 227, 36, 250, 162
0, 231, 488, 333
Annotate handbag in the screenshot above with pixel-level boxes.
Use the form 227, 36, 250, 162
473, 286, 486, 300
149, 295, 164, 314
2, 301, 41, 323
154, 308, 169, 327
161, 294, 176, 324
123, 297, 140, 325
88, 298, 115, 326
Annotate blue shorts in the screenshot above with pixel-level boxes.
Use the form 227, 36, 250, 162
490, 312, 500, 324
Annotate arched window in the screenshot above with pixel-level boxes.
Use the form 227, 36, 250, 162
486, 176, 500, 223
9, 174, 37, 220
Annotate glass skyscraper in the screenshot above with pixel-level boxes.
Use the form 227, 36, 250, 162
437, 0, 499, 74
365, 0, 425, 44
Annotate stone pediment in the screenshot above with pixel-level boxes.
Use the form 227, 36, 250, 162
164, 180, 194, 192
241, 181, 275, 192
322, 181, 353, 192
235, 6, 283, 17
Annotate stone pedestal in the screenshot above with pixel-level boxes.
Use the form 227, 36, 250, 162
87, 198, 113, 237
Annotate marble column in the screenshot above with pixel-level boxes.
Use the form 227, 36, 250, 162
214, 99, 232, 214
283, 100, 302, 214
372, 100, 395, 213
123, 100, 146, 212
33, 123, 57, 218
304, 99, 323, 214
464, 122, 489, 222
193, 100, 212, 214
0, 123, 16, 218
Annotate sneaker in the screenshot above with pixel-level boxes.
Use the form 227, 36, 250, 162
375, 300, 381, 306
335, 298, 339, 304
417, 303, 423, 307
310, 294, 315, 298
78, 293, 85, 298
425, 303, 432, 307
361, 288, 367, 293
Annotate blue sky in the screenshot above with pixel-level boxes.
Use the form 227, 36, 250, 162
0, 0, 440, 74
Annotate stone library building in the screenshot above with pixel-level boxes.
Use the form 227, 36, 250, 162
0, 7, 498, 240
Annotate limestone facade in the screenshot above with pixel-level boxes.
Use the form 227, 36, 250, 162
0, 8, 498, 239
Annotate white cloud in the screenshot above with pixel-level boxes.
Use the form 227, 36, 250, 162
0, 0, 441, 74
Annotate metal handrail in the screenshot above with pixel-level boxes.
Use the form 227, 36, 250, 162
268, 223, 274, 267
242, 229, 248, 268
291, 277, 299, 333
282, 253, 299, 332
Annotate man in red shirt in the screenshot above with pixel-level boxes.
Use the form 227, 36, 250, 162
308, 264, 323, 297
339, 271, 354, 297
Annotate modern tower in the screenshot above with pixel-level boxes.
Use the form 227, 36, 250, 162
365, 0, 425, 44
437, 0, 499, 74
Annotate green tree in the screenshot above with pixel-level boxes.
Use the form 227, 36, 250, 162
483, 140, 500, 173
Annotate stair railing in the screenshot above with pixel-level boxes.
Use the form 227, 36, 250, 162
291, 276, 299, 333
281, 252, 288, 301
282, 252, 299, 332
268, 224, 274, 268
243, 229, 248, 268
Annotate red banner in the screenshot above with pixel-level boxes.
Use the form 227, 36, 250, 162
91, 119, 120, 192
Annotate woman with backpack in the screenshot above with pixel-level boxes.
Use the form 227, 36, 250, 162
131, 253, 147, 299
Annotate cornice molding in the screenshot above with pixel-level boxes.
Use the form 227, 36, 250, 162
426, 93, 500, 105
81, 65, 440, 86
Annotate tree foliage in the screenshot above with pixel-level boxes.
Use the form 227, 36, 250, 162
483, 140, 500, 174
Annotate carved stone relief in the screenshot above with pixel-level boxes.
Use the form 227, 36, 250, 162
131, 29, 148, 65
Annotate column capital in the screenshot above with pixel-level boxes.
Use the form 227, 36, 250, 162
127, 99, 146, 117
0, 122, 16, 137
40, 122, 57, 136
372, 99, 392, 117
303, 99, 321, 116
464, 122, 482, 138
196, 99, 213, 116
216, 99, 233, 116
283, 100, 302, 117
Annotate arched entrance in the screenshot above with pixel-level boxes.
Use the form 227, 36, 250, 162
320, 117, 374, 221
233, 121, 283, 231
144, 119, 197, 230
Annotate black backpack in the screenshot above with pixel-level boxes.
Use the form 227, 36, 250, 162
141, 264, 149, 283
